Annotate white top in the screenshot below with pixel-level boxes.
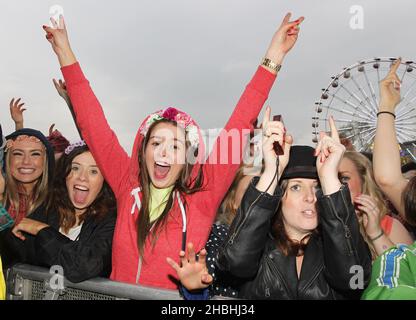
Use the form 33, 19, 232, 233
59, 223, 83, 241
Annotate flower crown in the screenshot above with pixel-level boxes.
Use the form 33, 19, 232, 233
64, 140, 87, 155
139, 107, 199, 148
5, 135, 45, 152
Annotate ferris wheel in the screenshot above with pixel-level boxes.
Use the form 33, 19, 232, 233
312, 57, 416, 161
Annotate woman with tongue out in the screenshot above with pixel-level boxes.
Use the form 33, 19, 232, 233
43, 12, 303, 289
7, 142, 117, 283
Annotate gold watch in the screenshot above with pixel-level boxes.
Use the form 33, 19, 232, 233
261, 57, 282, 73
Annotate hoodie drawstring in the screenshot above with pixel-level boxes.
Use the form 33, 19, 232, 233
131, 187, 187, 283
131, 187, 142, 214
176, 191, 187, 251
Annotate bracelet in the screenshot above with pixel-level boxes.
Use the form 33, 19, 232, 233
261, 57, 282, 73
377, 111, 396, 119
369, 230, 384, 242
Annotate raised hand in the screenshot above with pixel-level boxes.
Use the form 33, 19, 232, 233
9, 98, 26, 129
379, 58, 401, 112
354, 194, 382, 239
264, 12, 305, 69
166, 243, 213, 291
43, 16, 77, 67
315, 116, 346, 195
261, 106, 292, 178
53, 78, 69, 102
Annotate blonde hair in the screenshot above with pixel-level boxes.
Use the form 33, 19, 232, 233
216, 163, 248, 226
4, 148, 49, 217
343, 151, 389, 260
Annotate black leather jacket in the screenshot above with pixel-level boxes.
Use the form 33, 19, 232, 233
216, 177, 372, 300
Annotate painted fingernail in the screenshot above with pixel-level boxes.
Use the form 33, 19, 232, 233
42, 25, 47, 29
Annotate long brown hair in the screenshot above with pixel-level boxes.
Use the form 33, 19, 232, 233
342, 151, 390, 260
137, 119, 204, 260
47, 145, 116, 233
271, 180, 317, 256
216, 164, 247, 226
4, 146, 49, 217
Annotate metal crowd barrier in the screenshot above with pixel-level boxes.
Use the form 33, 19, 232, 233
5, 264, 234, 300
6, 263, 182, 300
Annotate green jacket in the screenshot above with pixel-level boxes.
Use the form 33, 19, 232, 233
362, 242, 416, 300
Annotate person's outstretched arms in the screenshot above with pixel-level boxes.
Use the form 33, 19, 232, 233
9, 98, 26, 131
43, 17, 131, 196
373, 58, 408, 217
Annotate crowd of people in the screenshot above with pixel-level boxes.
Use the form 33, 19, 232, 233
0, 12, 415, 300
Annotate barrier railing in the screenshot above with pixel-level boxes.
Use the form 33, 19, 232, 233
6, 263, 182, 300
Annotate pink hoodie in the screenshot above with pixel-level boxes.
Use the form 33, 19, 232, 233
61, 62, 276, 289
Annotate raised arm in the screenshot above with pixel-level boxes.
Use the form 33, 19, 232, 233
216, 111, 292, 278
315, 118, 372, 296
373, 58, 408, 216
202, 13, 304, 207
43, 17, 131, 195
53, 78, 82, 139
9, 98, 26, 131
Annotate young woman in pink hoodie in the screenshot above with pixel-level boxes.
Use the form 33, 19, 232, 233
43, 13, 304, 289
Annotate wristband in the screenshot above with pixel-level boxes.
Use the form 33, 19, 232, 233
377, 111, 396, 119
369, 230, 384, 242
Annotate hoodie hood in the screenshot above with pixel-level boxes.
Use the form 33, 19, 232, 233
5, 128, 55, 184
128, 107, 206, 188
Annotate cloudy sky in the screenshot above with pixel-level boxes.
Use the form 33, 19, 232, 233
1, 0, 415, 152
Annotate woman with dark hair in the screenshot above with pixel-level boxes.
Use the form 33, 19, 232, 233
214, 115, 372, 299
7, 141, 116, 283
42, 12, 304, 289
170, 111, 372, 300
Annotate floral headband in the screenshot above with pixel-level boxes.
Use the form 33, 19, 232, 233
139, 107, 199, 148
5, 135, 46, 152
64, 140, 87, 155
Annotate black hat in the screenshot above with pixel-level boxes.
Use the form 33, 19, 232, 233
6, 128, 55, 182
280, 145, 318, 180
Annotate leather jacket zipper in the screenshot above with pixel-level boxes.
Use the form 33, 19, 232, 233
227, 193, 263, 245
327, 191, 356, 259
